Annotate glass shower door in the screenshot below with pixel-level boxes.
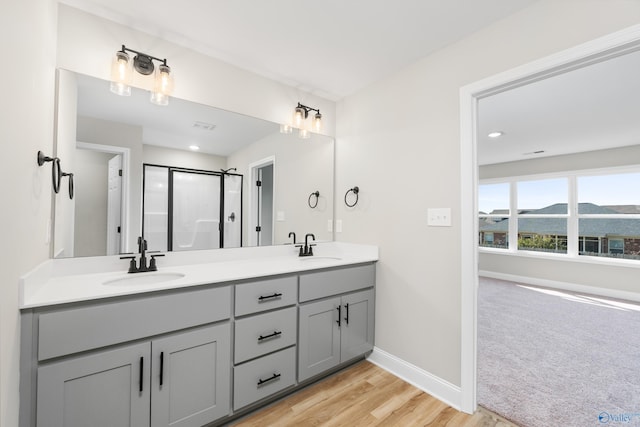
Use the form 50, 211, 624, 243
170, 170, 221, 251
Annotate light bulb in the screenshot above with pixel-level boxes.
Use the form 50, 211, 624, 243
110, 51, 132, 96
280, 123, 293, 134
150, 64, 173, 106
293, 106, 306, 128
299, 128, 311, 139
312, 112, 322, 133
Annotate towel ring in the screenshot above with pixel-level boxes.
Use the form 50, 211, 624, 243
62, 172, 74, 199
308, 191, 320, 208
37, 151, 61, 194
344, 186, 359, 208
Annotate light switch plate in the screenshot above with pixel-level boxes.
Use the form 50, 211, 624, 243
427, 208, 452, 227
336, 219, 343, 233
276, 211, 285, 221
327, 219, 333, 232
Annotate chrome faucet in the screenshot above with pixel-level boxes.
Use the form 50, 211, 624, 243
120, 237, 164, 273
297, 233, 316, 257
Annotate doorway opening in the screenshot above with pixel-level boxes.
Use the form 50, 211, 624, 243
248, 157, 275, 247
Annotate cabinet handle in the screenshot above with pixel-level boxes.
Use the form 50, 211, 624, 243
258, 292, 283, 302
160, 352, 164, 386
345, 303, 350, 325
257, 372, 281, 387
336, 305, 341, 327
139, 357, 144, 393
258, 331, 282, 342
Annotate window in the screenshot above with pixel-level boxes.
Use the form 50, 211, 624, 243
479, 168, 640, 263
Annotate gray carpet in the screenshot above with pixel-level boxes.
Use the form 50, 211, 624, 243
478, 277, 640, 427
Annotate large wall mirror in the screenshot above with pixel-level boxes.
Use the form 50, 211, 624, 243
53, 70, 334, 258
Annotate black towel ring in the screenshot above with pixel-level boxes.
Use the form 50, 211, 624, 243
344, 186, 359, 208
37, 151, 61, 194
62, 172, 74, 199
308, 191, 320, 208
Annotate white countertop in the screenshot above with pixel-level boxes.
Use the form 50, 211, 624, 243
20, 242, 378, 309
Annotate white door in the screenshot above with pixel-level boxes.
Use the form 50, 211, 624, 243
106, 154, 122, 255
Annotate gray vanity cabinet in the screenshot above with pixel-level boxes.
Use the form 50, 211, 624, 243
151, 323, 231, 427
37, 342, 151, 427
298, 265, 375, 382
36, 323, 230, 427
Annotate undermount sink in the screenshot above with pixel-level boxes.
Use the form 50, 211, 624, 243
103, 272, 185, 286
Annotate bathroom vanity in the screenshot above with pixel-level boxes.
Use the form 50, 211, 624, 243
19, 242, 377, 427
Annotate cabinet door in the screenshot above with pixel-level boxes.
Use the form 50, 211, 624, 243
151, 323, 231, 427
340, 289, 375, 362
37, 342, 150, 427
298, 297, 341, 382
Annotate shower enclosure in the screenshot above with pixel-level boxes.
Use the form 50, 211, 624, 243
142, 164, 242, 252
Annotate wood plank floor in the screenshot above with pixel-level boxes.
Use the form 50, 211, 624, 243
230, 361, 518, 426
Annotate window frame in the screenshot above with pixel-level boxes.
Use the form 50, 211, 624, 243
479, 165, 640, 265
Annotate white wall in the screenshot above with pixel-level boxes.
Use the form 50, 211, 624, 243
335, 0, 640, 387
142, 145, 227, 171
228, 132, 334, 246
0, 1, 57, 425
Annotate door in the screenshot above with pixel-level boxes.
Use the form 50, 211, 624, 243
151, 323, 231, 427
340, 289, 375, 362
223, 174, 242, 248
36, 342, 150, 427
107, 154, 123, 255
170, 170, 221, 251
298, 297, 341, 382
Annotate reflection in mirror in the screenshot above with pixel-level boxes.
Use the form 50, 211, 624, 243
53, 69, 334, 258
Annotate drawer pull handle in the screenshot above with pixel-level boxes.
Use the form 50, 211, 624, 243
336, 305, 341, 327
139, 357, 144, 393
257, 372, 281, 387
258, 292, 283, 302
258, 331, 282, 342
344, 303, 350, 325
159, 352, 164, 386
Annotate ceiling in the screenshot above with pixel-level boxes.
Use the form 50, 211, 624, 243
60, 0, 538, 100
478, 49, 640, 165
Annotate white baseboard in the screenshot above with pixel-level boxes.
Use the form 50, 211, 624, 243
479, 270, 640, 304
366, 347, 462, 411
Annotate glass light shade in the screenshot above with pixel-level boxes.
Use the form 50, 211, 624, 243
110, 51, 132, 96
312, 112, 322, 133
298, 128, 311, 139
280, 123, 293, 134
293, 106, 306, 128
150, 64, 173, 106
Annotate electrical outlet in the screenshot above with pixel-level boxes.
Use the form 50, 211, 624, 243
327, 219, 333, 232
276, 211, 285, 221
427, 208, 452, 227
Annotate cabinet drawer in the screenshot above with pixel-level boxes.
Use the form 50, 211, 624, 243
235, 276, 297, 316
38, 286, 231, 361
233, 347, 296, 410
234, 307, 296, 364
299, 264, 375, 302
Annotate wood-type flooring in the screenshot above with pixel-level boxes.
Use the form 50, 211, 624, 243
231, 361, 517, 426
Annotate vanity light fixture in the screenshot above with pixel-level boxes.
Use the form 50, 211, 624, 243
109, 45, 174, 106
281, 102, 322, 138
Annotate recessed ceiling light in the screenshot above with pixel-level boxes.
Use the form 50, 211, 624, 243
487, 131, 504, 138
189, 145, 200, 151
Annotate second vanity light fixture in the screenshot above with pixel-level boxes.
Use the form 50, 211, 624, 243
280, 102, 322, 139
110, 45, 174, 106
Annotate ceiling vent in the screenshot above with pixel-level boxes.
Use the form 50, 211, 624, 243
193, 121, 216, 131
